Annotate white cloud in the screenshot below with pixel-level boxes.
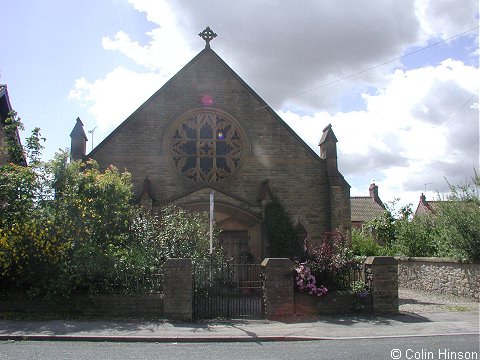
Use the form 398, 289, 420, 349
281, 58, 479, 206
415, 0, 479, 40
69, 66, 164, 130
68, 0, 479, 208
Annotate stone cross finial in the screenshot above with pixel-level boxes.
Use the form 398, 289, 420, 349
199, 26, 217, 48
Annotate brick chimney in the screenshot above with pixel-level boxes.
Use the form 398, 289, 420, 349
369, 182, 384, 207
420, 193, 427, 205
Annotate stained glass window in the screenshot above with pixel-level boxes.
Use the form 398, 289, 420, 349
171, 111, 243, 182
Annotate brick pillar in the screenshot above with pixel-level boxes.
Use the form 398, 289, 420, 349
365, 256, 398, 314
163, 258, 192, 321
261, 258, 294, 320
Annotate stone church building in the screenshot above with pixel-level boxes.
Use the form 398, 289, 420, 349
70, 28, 351, 261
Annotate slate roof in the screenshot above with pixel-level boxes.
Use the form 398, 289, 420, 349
351, 196, 385, 223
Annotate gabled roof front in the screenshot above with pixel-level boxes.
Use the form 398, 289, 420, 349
88, 44, 323, 163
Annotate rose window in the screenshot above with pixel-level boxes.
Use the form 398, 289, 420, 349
171, 110, 243, 182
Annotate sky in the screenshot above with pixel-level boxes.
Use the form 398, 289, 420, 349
1, 0, 479, 210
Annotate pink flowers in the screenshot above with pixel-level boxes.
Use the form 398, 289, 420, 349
295, 263, 328, 297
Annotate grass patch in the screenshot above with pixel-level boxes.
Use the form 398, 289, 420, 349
446, 305, 471, 312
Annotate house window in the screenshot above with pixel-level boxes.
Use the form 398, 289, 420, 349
171, 110, 243, 182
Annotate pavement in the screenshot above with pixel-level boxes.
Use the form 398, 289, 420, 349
0, 309, 478, 343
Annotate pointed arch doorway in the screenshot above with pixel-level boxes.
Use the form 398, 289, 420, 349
183, 201, 262, 263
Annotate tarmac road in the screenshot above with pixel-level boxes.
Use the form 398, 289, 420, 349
1, 334, 479, 360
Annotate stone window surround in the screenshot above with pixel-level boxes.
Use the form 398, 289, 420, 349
165, 107, 250, 183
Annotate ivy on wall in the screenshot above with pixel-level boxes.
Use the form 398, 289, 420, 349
263, 197, 305, 259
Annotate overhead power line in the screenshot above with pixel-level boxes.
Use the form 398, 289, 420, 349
256, 25, 479, 110
440, 92, 478, 129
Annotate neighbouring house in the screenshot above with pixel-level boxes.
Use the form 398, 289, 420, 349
350, 183, 385, 229
69, 28, 351, 261
414, 193, 442, 217
0, 84, 25, 166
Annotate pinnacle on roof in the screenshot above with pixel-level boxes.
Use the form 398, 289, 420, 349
319, 123, 338, 146
70, 117, 88, 141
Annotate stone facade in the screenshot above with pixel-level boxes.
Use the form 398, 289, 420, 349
397, 257, 480, 300
71, 44, 351, 259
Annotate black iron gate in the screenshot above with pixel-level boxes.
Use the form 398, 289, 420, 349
193, 259, 264, 319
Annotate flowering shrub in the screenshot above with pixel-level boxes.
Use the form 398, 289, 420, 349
357, 289, 370, 299
351, 280, 370, 298
294, 234, 366, 295
294, 262, 328, 296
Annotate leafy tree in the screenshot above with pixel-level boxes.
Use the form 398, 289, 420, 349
435, 172, 480, 261
1, 111, 25, 165
0, 163, 37, 227
395, 214, 438, 257
1, 114, 223, 297
0, 118, 47, 228
365, 201, 436, 257
365, 205, 397, 247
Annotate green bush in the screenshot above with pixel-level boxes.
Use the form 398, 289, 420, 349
351, 228, 384, 256
364, 172, 479, 260
1, 116, 223, 298
394, 215, 438, 257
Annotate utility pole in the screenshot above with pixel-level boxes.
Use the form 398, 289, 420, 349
209, 190, 215, 254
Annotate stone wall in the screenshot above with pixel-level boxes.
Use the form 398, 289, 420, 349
397, 257, 480, 300
1, 256, 401, 320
